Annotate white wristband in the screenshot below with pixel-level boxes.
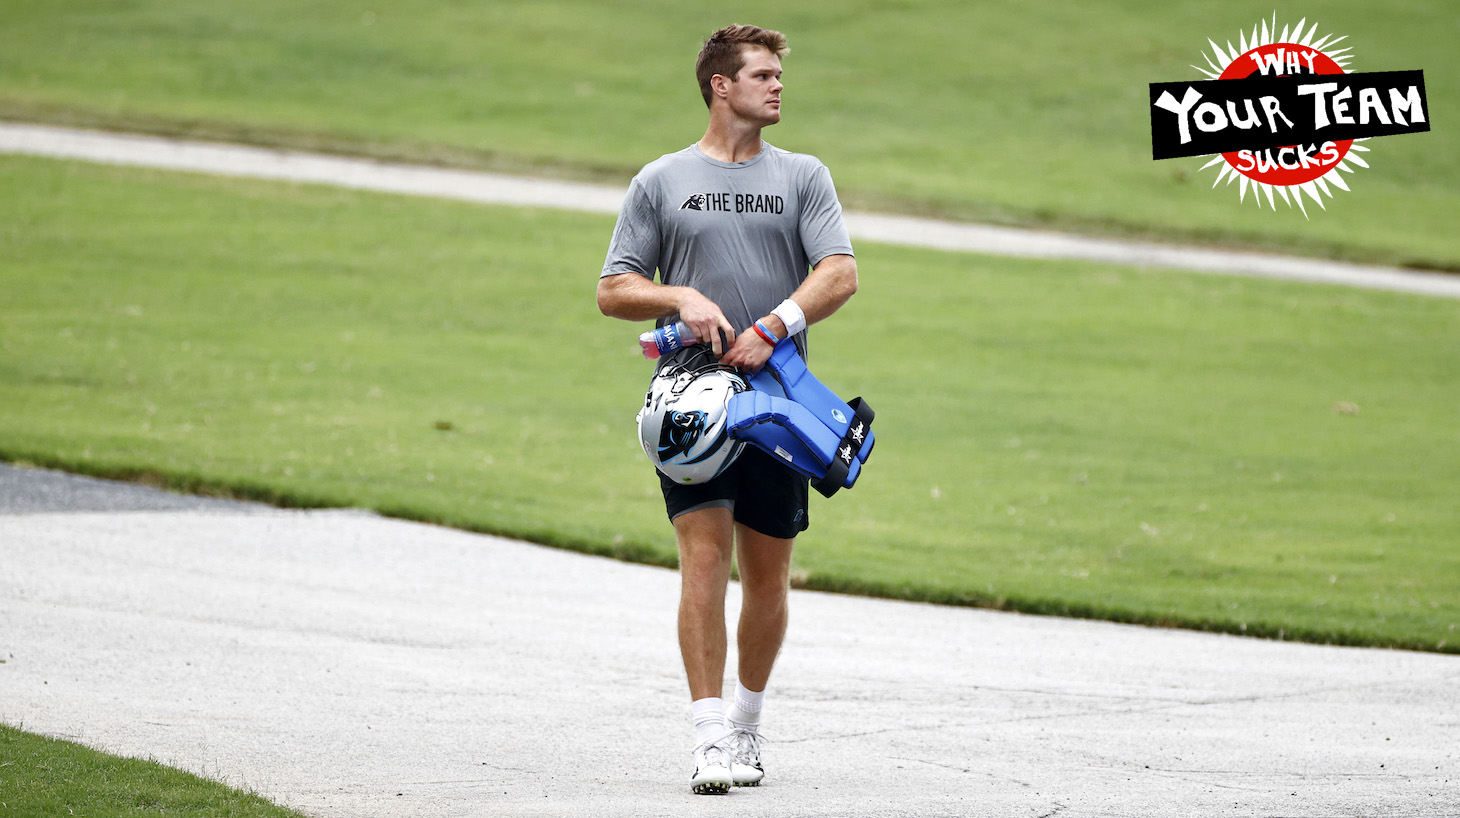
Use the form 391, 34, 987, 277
771, 299, 806, 337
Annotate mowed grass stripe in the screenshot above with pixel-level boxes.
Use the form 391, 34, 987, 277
0, 0, 1455, 268
2, 154, 1458, 653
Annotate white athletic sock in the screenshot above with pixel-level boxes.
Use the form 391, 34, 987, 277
691, 697, 728, 746
726, 680, 765, 728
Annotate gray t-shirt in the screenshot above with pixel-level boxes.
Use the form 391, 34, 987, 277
601, 142, 854, 362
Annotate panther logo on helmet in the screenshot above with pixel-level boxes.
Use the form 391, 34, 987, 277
659, 410, 708, 463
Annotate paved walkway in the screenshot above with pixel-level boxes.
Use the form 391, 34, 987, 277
1, 465, 1456, 817
2, 122, 1458, 299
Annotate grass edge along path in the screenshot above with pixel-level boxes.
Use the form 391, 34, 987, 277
3, 453, 1452, 658
5, 122, 1459, 305
0, 723, 309, 818
3, 107, 1454, 276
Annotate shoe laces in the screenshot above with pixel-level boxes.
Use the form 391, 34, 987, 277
729, 725, 766, 764
695, 732, 735, 770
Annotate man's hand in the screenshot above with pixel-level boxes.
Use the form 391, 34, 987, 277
677, 289, 737, 357
721, 254, 858, 371
720, 314, 785, 374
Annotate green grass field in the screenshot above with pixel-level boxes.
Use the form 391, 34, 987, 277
1, 0, 1456, 268
4, 154, 1457, 654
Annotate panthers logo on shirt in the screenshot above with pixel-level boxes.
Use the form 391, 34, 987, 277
679, 194, 708, 211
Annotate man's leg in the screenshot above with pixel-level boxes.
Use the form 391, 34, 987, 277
726, 523, 793, 787
674, 506, 737, 700
673, 505, 739, 795
734, 523, 793, 692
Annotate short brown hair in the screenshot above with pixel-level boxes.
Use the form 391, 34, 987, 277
695, 25, 789, 108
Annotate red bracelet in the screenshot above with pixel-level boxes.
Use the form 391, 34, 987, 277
752, 320, 780, 346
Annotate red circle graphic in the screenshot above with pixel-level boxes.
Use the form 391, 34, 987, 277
1217, 43, 1352, 186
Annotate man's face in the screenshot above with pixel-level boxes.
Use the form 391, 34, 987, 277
723, 46, 783, 126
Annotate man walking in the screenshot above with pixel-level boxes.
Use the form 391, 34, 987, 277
597, 24, 858, 794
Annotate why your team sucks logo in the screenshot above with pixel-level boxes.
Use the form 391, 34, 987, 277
1148, 14, 1428, 215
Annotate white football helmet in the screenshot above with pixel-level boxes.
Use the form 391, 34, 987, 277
637, 355, 748, 484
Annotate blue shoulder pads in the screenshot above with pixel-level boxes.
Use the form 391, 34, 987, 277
726, 390, 859, 485
726, 340, 875, 497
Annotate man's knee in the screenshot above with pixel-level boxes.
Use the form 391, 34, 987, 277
736, 533, 793, 603
739, 570, 790, 608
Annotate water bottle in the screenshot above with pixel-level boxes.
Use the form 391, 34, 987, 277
639, 321, 697, 359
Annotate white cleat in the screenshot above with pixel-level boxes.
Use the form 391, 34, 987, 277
729, 725, 765, 787
691, 737, 734, 795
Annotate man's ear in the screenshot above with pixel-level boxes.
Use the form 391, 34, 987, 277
710, 73, 732, 100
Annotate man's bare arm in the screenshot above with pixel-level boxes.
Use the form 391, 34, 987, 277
596, 273, 738, 356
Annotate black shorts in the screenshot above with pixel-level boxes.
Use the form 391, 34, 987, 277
659, 445, 810, 539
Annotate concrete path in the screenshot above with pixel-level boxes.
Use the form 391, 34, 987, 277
3, 122, 1458, 300
1, 465, 1456, 817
